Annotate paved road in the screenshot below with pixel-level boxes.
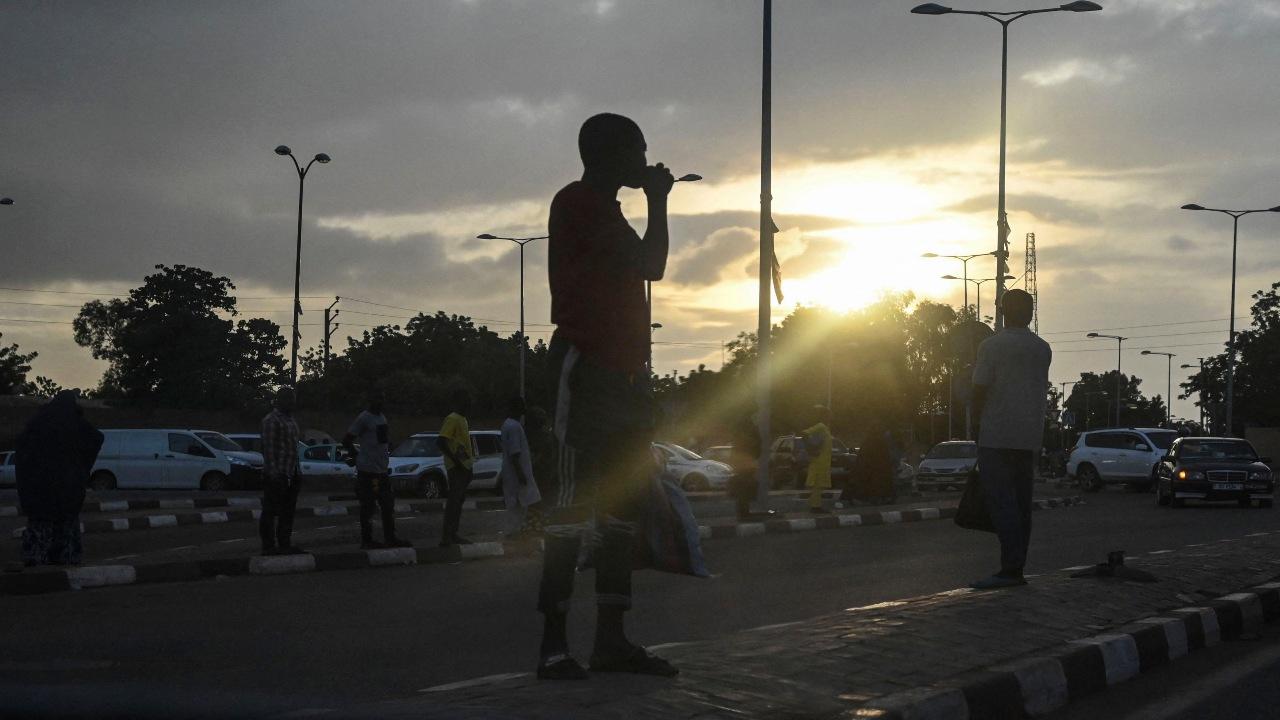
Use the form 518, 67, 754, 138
2, 488, 1278, 717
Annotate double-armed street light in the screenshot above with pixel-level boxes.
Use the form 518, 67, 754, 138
1140, 350, 1175, 427
476, 233, 549, 400
275, 145, 332, 386
912, 1, 1102, 331
1180, 203, 1280, 436
922, 251, 996, 311
941, 273, 1015, 322
1086, 331, 1126, 427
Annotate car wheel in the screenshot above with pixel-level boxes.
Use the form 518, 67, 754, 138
1156, 482, 1170, 506
200, 471, 228, 493
418, 474, 444, 499
682, 474, 709, 492
89, 470, 117, 491
1077, 465, 1102, 492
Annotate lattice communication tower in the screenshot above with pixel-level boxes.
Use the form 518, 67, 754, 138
1025, 232, 1038, 333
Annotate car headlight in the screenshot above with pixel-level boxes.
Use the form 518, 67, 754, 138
228, 456, 249, 467
1177, 469, 1205, 482
393, 464, 420, 475
1249, 470, 1272, 481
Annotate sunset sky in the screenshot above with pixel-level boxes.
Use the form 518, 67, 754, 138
3, 1, 1279, 420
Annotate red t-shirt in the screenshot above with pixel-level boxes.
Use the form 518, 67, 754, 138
548, 181, 649, 373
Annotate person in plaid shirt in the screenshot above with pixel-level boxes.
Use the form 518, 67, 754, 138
259, 388, 303, 556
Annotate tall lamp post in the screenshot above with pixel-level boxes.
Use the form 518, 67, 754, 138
1140, 350, 1175, 427
275, 145, 331, 386
942, 274, 1014, 322
1180, 203, 1280, 436
477, 233, 548, 400
1087, 332, 1126, 427
912, 1, 1102, 331
1181, 358, 1207, 432
922, 251, 996, 313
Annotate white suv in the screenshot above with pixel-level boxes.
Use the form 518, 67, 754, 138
388, 430, 503, 498
1068, 427, 1180, 491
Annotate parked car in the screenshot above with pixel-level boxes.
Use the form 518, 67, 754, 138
226, 434, 357, 483
653, 442, 734, 491
89, 429, 250, 492
388, 430, 503, 498
1067, 427, 1181, 491
194, 430, 263, 489
769, 435, 857, 488
0, 451, 14, 488
916, 441, 978, 491
1155, 437, 1274, 508
702, 445, 734, 465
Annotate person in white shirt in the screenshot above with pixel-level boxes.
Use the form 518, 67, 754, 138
500, 396, 541, 535
969, 289, 1052, 589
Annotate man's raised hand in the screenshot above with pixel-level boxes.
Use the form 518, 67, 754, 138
643, 162, 675, 199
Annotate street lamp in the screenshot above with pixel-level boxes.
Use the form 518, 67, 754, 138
477, 233, 549, 400
1181, 358, 1207, 432
649, 322, 663, 376
941, 274, 1015, 322
1087, 332, 1126, 427
922, 251, 996, 312
1141, 350, 1175, 427
1180, 202, 1280, 436
912, 1, 1101, 332
275, 145, 331, 386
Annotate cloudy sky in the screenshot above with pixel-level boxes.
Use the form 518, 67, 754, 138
3, 0, 1279, 419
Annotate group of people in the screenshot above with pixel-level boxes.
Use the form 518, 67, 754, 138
7, 112, 1051, 683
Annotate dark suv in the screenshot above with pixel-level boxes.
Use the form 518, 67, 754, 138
769, 435, 857, 489
1155, 437, 1274, 508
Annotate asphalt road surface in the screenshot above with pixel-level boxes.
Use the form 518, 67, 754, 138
4, 487, 1280, 718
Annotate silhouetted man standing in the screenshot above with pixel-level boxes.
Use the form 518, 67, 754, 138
536, 113, 677, 680
260, 388, 303, 556
344, 392, 409, 549
438, 389, 474, 547
969, 289, 1052, 589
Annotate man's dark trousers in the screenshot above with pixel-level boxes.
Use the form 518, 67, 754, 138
357, 471, 397, 543
442, 466, 474, 543
260, 477, 301, 550
978, 447, 1035, 576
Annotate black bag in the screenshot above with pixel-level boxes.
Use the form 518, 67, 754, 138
954, 465, 995, 533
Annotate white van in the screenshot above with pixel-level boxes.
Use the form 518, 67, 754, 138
90, 429, 248, 492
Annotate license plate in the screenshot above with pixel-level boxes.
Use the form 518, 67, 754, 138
1213, 483, 1243, 491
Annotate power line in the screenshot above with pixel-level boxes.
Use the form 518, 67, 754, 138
0, 285, 325, 301
1048, 329, 1229, 346
1052, 341, 1224, 355
339, 295, 555, 328
1038, 316, 1248, 337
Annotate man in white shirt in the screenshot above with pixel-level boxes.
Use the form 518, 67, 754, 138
500, 396, 541, 535
969, 289, 1052, 589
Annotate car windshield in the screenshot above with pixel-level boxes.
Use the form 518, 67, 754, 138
926, 443, 977, 460
664, 444, 703, 461
1145, 431, 1178, 450
1180, 440, 1257, 461
392, 437, 442, 457
196, 432, 244, 452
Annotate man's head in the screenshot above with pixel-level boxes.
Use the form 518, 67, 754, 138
507, 395, 525, 419
579, 113, 647, 189
275, 387, 297, 414
1001, 289, 1034, 329
367, 390, 385, 415
451, 388, 472, 415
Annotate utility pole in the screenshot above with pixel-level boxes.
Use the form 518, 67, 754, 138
756, 0, 774, 505
322, 297, 340, 375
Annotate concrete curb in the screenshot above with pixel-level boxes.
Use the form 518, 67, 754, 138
859, 580, 1280, 719
8, 498, 509, 538
1, 497, 1084, 597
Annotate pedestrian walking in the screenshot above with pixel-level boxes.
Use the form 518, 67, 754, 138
343, 392, 409, 549
499, 396, 541, 536
969, 289, 1052, 590
14, 390, 103, 567
847, 425, 894, 505
259, 388, 304, 556
437, 389, 475, 547
728, 404, 765, 520
801, 406, 833, 514
535, 113, 678, 680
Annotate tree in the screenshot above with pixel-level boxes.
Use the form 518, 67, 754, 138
1063, 370, 1165, 431
0, 333, 37, 395
31, 376, 63, 399
73, 264, 288, 408
1183, 281, 1280, 433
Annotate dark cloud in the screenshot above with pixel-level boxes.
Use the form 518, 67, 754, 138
673, 227, 756, 286
944, 193, 1100, 226
1165, 235, 1196, 252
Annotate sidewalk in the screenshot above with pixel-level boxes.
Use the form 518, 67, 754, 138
351, 530, 1280, 720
